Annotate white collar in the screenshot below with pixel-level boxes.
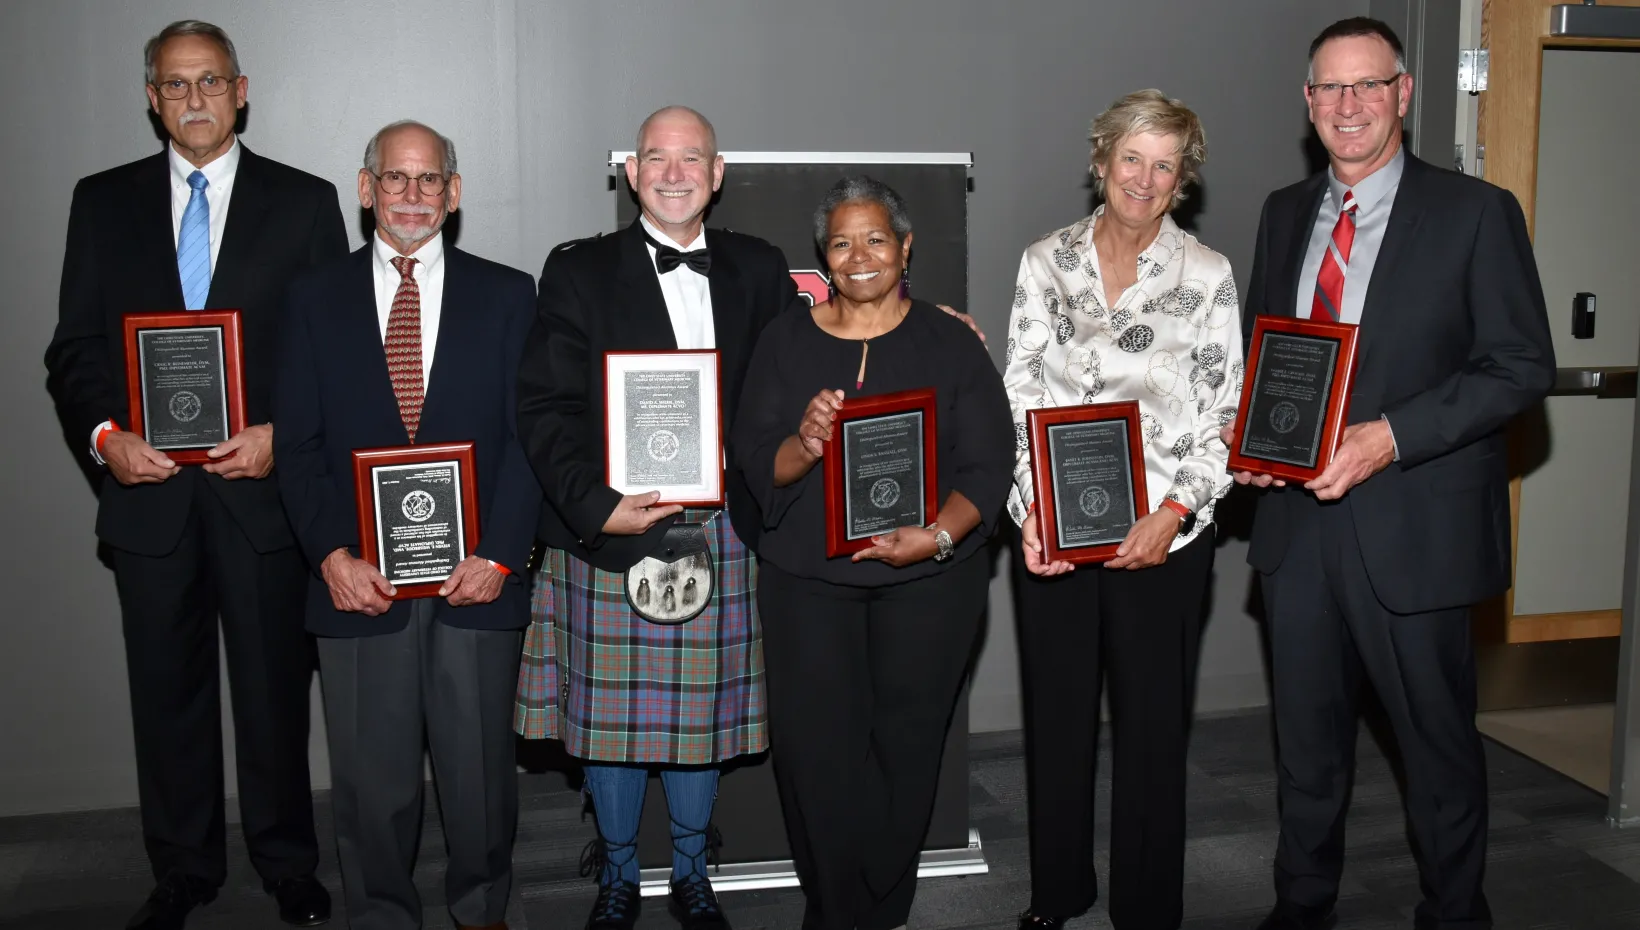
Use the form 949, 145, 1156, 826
168, 135, 241, 186
373, 229, 446, 274
640, 214, 707, 252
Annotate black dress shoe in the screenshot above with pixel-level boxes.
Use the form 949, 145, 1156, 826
126, 872, 217, 930
668, 876, 732, 929
585, 880, 642, 930
1018, 904, 1093, 929
1254, 903, 1338, 930
266, 875, 332, 926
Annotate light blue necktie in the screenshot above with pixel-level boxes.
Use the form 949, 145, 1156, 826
177, 170, 212, 310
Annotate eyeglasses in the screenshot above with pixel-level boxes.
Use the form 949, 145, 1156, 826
1308, 74, 1403, 106
151, 74, 237, 100
371, 171, 449, 196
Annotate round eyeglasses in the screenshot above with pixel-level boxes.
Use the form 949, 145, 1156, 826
371, 171, 449, 196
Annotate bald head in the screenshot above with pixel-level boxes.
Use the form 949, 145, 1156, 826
636, 106, 718, 159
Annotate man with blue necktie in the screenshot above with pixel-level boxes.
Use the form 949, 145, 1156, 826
44, 19, 346, 930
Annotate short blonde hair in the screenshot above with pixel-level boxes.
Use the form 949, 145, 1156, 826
1088, 89, 1207, 204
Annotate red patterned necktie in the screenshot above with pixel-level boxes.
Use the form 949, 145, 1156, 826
386, 255, 425, 441
1310, 189, 1357, 321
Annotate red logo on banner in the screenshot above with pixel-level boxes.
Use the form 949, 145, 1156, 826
790, 270, 830, 308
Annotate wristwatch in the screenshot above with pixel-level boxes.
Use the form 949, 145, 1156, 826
928, 522, 955, 562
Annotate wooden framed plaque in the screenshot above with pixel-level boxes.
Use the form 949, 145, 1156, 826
1228, 315, 1360, 483
604, 350, 725, 507
1028, 401, 1149, 565
122, 310, 246, 465
352, 442, 481, 600
823, 387, 940, 558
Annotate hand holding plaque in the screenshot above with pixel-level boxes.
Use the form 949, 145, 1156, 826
122, 310, 247, 466
1228, 315, 1360, 484
822, 388, 939, 558
1026, 401, 1149, 566
353, 442, 481, 600
604, 351, 725, 507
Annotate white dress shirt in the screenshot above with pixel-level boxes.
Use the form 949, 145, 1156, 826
640, 215, 716, 350
1002, 208, 1245, 551
90, 138, 244, 462
168, 136, 241, 273
372, 231, 445, 387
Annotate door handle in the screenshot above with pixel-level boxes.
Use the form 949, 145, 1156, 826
1550, 366, 1638, 398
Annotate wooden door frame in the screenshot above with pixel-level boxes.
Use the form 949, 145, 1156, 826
1477, 0, 1640, 644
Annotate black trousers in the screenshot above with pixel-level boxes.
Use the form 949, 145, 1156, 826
110, 477, 317, 886
1013, 530, 1213, 930
759, 557, 987, 930
1262, 495, 1490, 929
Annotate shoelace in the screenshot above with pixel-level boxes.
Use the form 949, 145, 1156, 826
672, 875, 722, 916
588, 879, 639, 922
669, 820, 726, 913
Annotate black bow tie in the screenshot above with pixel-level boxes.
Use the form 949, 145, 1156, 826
645, 232, 711, 276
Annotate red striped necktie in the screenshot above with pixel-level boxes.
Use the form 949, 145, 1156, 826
386, 255, 425, 441
1310, 189, 1357, 322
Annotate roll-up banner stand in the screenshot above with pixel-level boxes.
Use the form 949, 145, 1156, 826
610, 151, 985, 895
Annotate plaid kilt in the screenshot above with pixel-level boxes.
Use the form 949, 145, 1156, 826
514, 509, 767, 764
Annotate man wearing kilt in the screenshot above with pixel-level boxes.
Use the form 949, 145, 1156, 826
514, 106, 802, 930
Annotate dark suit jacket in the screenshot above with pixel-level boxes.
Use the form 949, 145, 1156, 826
45, 145, 349, 557
274, 244, 542, 636
1243, 153, 1555, 614
517, 219, 801, 572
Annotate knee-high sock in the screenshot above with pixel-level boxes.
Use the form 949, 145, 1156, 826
582, 764, 647, 885
660, 768, 720, 883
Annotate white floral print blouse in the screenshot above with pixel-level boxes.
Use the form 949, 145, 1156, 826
1002, 206, 1245, 551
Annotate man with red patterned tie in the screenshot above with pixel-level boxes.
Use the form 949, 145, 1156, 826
1230, 17, 1554, 930
274, 120, 540, 930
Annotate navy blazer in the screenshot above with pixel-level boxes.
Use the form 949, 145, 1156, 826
275, 243, 542, 636
1243, 154, 1555, 613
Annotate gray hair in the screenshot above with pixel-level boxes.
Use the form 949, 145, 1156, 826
1305, 17, 1407, 83
812, 176, 913, 250
144, 20, 241, 85
635, 105, 718, 158
363, 120, 459, 177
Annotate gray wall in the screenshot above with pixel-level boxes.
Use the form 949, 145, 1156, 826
2, 0, 1366, 816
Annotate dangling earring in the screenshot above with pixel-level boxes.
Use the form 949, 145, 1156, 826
899, 266, 910, 300
827, 284, 837, 304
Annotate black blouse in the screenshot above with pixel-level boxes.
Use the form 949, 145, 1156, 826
732, 299, 1015, 586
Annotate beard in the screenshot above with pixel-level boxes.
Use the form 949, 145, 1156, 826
382, 202, 442, 244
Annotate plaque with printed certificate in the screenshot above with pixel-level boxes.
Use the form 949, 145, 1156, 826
122, 310, 246, 464
1028, 401, 1148, 565
604, 350, 724, 507
353, 442, 481, 600
823, 388, 939, 558
1229, 315, 1359, 483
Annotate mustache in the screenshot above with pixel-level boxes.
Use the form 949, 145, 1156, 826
177, 110, 218, 127
387, 203, 437, 216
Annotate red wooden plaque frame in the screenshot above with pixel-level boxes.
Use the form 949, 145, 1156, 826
1028, 401, 1149, 566
1228, 315, 1360, 484
352, 442, 481, 600
823, 387, 940, 558
603, 350, 726, 507
122, 310, 247, 465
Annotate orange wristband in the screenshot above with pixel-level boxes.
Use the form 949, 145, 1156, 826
96, 421, 122, 455
1159, 499, 1190, 520
489, 560, 511, 576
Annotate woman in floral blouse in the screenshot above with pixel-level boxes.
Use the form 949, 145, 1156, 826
1005, 89, 1244, 930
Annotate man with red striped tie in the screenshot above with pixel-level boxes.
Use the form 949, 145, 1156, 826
1229, 17, 1554, 930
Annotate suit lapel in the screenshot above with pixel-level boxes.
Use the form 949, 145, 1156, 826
421, 246, 468, 434
1278, 175, 1328, 320
1357, 155, 1426, 366
617, 220, 681, 351
344, 247, 410, 442
706, 235, 746, 360
207, 146, 270, 309
136, 153, 185, 308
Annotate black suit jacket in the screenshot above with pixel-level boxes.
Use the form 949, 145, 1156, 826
45, 145, 349, 556
1243, 154, 1555, 613
517, 219, 801, 571
274, 244, 542, 636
